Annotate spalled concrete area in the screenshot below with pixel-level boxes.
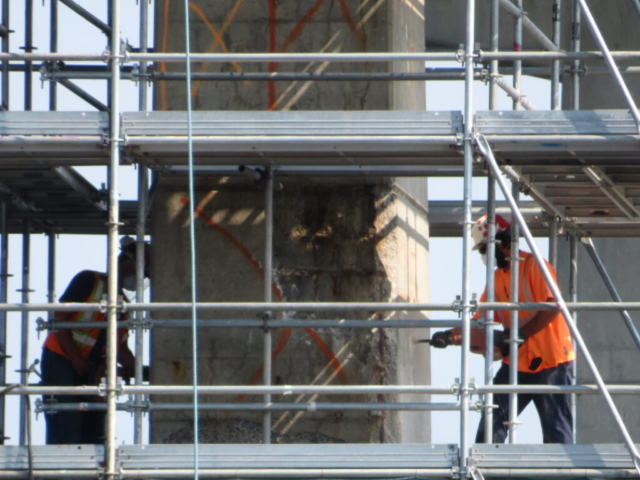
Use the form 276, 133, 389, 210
151, 1, 429, 444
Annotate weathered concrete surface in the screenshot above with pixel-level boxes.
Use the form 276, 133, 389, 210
151, 0, 429, 445
557, 238, 640, 443
150, 177, 430, 444
155, 0, 425, 111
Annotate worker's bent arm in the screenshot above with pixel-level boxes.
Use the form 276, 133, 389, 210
520, 299, 558, 339
54, 312, 90, 376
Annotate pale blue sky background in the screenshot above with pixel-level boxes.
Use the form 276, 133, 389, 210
3, 0, 557, 446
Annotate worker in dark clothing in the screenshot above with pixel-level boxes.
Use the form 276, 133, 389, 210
430, 215, 575, 444
41, 236, 150, 444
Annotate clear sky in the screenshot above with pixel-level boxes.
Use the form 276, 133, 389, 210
3, 1, 557, 446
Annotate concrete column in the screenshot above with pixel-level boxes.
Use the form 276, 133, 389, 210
151, 1, 429, 444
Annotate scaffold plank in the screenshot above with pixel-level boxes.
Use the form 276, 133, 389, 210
116, 444, 458, 470
471, 443, 640, 469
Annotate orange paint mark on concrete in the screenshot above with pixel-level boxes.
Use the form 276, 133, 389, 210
189, 3, 245, 97
267, 0, 278, 109
183, 196, 283, 300
304, 327, 349, 385
279, 0, 326, 54
337, 0, 365, 46
191, 0, 247, 99
182, 196, 350, 397
160, 0, 171, 111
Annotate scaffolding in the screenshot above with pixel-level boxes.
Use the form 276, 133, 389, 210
0, 0, 640, 478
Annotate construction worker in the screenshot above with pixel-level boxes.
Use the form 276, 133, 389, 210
40, 236, 150, 444
430, 214, 575, 443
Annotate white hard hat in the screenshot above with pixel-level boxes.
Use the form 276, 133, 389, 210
471, 214, 511, 250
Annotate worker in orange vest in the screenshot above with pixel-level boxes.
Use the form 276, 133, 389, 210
41, 236, 150, 444
431, 215, 575, 443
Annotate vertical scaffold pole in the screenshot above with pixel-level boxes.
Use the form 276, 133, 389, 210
513, 0, 523, 110
571, 0, 581, 109
483, 176, 497, 442
551, 0, 562, 110
549, 217, 559, 270
507, 182, 520, 443
460, 0, 476, 470
134, 0, 150, 445
19, 220, 30, 446
47, 233, 56, 311
1, 0, 9, 110
106, 0, 122, 476
575, 0, 640, 130
0, 201, 7, 443
489, 0, 499, 109
134, 164, 148, 445
477, 135, 640, 472
569, 234, 578, 443
49, 0, 58, 110
263, 166, 274, 444
23, 0, 33, 111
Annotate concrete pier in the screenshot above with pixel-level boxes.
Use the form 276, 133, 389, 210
150, 1, 429, 444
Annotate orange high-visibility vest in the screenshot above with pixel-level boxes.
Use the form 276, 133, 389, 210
43, 271, 128, 359
477, 251, 575, 373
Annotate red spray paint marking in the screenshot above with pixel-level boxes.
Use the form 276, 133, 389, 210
513, 43, 522, 52
267, 0, 278, 109
337, 0, 365, 45
181, 197, 349, 395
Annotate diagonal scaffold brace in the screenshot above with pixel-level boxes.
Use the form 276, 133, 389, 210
475, 133, 640, 475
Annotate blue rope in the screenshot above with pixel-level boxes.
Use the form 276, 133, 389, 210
182, 0, 199, 478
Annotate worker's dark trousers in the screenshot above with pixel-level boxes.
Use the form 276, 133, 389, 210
475, 361, 574, 444
41, 348, 106, 444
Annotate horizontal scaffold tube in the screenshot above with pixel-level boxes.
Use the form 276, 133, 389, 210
11, 384, 640, 396
39, 319, 462, 330
8, 301, 640, 312
1, 50, 640, 63
37, 402, 463, 412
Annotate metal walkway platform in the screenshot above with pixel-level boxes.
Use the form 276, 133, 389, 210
1, 109, 639, 236
0, 444, 638, 478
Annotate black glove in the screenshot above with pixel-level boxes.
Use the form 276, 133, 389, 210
431, 330, 453, 349
494, 329, 511, 358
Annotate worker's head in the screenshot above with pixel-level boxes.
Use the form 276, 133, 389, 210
472, 215, 511, 269
118, 235, 151, 291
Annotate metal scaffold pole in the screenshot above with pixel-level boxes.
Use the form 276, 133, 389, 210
569, 234, 578, 443
263, 166, 274, 444
551, 0, 562, 110
18, 220, 30, 446
508, 182, 520, 443
571, 0, 581, 109
106, 0, 122, 475
133, 0, 149, 446
0, 201, 7, 443
476, 134, 640, 473
513, 0, 523, 110
483, 176, 497, 442
460, 0, 476, 471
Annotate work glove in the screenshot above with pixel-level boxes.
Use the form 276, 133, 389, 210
493, 329, 511, 358
431, 330, 453, 348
